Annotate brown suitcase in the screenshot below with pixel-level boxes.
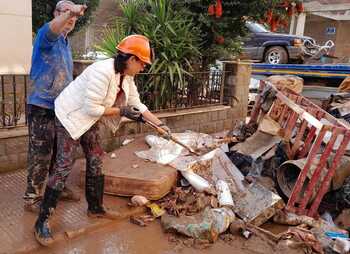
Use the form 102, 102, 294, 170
77, 138, 178, 200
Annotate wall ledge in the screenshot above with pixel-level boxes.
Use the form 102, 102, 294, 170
0, 106, 232, 139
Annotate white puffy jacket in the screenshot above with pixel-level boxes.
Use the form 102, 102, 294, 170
55, 58, 148, 140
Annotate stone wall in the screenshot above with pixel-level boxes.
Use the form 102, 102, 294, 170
0, 105, 237, 173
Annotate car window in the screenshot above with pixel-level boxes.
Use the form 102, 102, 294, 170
246, 22, 269, 33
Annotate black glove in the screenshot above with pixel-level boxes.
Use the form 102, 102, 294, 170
120, 106, 142, 121
158, 123, 172, 140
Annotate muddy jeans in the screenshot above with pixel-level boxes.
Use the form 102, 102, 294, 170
47, 118, 104, 191
24, 105, 56, 202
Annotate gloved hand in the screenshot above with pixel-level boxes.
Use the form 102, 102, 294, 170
158, 123, 172, 140
120, 106, 142, 121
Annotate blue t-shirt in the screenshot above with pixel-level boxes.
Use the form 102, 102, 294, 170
27, 23, 73, 109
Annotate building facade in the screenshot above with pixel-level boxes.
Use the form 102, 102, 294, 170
0, 0, 32, 74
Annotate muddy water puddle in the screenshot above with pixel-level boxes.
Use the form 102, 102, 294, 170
30, 219, 302, 254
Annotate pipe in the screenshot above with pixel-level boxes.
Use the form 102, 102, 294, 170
276, 155, 350, 199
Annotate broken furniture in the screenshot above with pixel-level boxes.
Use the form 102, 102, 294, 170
250, 80, 350, 217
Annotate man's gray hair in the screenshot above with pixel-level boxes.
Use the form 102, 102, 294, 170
55, 0, 75, 10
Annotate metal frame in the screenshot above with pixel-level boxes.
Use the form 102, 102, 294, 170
251, 81, 350, 217
258, 80, 350, 217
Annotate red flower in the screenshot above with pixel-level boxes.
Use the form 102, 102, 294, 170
215, 35, 225, 44
208, 4, 215, 16
266, 10, 273, 24
215, 0, 223, 18
296, 2, 304, 13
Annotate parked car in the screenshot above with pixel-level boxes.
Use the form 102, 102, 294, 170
242, 22, 315, 64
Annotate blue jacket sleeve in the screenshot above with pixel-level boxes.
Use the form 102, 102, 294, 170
37, 23, 60, 49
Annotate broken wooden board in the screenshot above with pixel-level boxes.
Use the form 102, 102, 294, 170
258, 115, 281, 136
230, 131, 281, 160
77, 138, 178, 200
233, 182, 285, 226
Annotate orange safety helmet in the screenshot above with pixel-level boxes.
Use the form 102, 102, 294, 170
116, 35, 152, 64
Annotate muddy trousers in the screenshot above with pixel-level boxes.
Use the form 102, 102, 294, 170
24, 105, 56, 203
35, 119, 105, 245
47, 118, 104, 192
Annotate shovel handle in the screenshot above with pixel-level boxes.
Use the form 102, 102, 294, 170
143, 119, 200, 156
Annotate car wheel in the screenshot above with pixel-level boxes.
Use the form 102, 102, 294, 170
264, 46, 288, 64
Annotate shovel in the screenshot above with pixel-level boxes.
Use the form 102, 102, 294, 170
142, 118, 200, 156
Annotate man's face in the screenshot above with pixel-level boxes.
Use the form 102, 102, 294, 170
54, 2, 77, 34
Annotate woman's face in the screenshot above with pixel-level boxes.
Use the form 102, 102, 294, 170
124, 56, 146, 76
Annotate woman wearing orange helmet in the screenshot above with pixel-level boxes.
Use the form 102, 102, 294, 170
33, 34, 171, 246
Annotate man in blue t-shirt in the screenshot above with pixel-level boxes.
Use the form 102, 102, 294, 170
24, 0, 87, 212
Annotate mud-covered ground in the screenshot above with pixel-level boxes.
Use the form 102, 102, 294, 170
30, 219, 303, 254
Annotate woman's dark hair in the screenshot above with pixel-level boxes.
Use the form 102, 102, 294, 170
114, 51, 138, 74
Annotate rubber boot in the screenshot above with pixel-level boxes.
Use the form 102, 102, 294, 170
24, 196, 42, 213
86, 175, 121, 220
34, 186, 61, 246
24, 183, 44, 213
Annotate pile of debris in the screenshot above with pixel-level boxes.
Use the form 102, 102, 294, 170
119, 78, 350, 254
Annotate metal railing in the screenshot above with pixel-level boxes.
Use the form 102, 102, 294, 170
0, 70, 225, 128
135, 70, 225, 112
0, 75, 28, 129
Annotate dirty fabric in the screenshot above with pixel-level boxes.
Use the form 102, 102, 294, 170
230, 121, 258, 142
24, 104, 56, 202
226, 151, 253, 176
28, 23, 73, 109
47, 118, 104, 191
157, 186, 218, 217
277, 227, 324, 254
161, 207, 235, 242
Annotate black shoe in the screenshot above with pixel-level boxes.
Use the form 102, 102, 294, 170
34, 186, 61, 246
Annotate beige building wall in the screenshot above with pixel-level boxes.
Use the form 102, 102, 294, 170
0, 0, 32, 74
304, 14, 350, 59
